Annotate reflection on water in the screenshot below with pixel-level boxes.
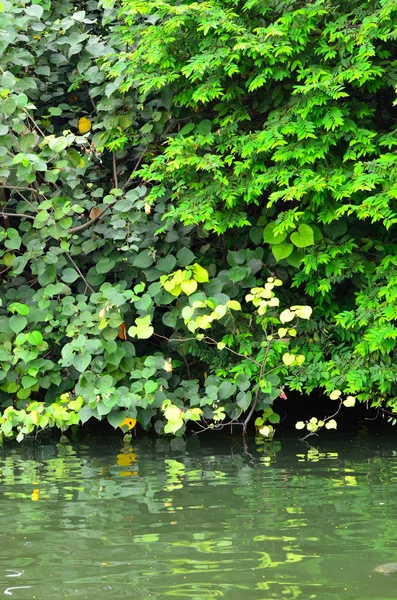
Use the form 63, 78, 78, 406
0, 434, 397, 599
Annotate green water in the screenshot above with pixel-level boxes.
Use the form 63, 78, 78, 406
1, 434, 397, 599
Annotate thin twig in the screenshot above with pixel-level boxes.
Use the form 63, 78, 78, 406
0, 212, 35, 220
243, 341, 271, 433
112, 153, 119, 189
204, 335, 261, 365
69, 147, 148, 234
65, 252, 95, 293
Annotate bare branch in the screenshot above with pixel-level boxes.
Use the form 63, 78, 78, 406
65, 252, 95, 294
112, 153, 119, 189
1, 212, 35, 220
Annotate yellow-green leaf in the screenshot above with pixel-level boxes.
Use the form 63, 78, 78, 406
180, 278, 198, 295
280, 309, 295, 323
282, 353, 295, 366
227, 300, 241, 311
343, 396, 356, 407
329, 390, 342, 400
325, 419, 337, 430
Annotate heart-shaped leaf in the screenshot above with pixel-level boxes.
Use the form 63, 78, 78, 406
180, 278, 198, 295
282, 353, 295, 366
279, 309, 295, 324
9, 315, 27, 334
290, 224, 314, 248
263, 223, 287, 245
273, 241, 293, 262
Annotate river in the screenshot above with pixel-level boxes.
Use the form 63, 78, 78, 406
0, 432, 396, 599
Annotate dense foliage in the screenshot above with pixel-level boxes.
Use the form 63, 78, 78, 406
1, 0, 397, 441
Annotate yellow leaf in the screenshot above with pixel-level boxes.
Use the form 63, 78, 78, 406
282, 352, 295, 366
180, 278, 198, 296
31, 410, 38, 425
295, 421, 306, 430
325, 419, 337, 430
164, 358, 173, 372
278, 327, 288, 337
258, 425, 273, 438
330, 390, 342, 400
280, 309, 295, 324
78, 117, 92, 134
293, 305, 312, 320
343, 396, 356, 407
119, 418, 136, 431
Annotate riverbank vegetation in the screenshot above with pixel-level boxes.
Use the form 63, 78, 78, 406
1, 0, 397, 441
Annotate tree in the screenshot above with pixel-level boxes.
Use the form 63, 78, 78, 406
1, 0, 397, 441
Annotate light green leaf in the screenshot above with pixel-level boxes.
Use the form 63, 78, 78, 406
48, 137, 68, 153
273, 241, 293, 262
62, 268, 79, 283
9, 315, 27, 334
263, 223, 287, 245
290, 224, 314, 248
73, 353, 92, 373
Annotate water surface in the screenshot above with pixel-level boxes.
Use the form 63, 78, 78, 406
0, 433, 396, 599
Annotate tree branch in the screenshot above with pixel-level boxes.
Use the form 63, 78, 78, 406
65, 252, 95, 294
0, 212, 35, 220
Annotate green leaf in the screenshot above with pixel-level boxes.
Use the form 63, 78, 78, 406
26, 4, 44, 18
263, 223, 287, 245
236, 391, 250, 411
8, 302, 29, 316
218, 381, 236, 400
157, 255, 177, 273
286, 250, 304, 268
48, 137, 68, 153
290, 224, 314, 248
228, 266, 249, 282
133, 251, 154, 268
73, 353, 92, 373
96, 257, 115, 274
26, 331, 43, 346
9, 315, 27, 334
62, 268, 79, 283
107, 411, 127, 428
21, 375, 37, 388
19, 133, 36, 153
176, 247, 195, 266
273, 241, 293, 262
80, 405, 94, 425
